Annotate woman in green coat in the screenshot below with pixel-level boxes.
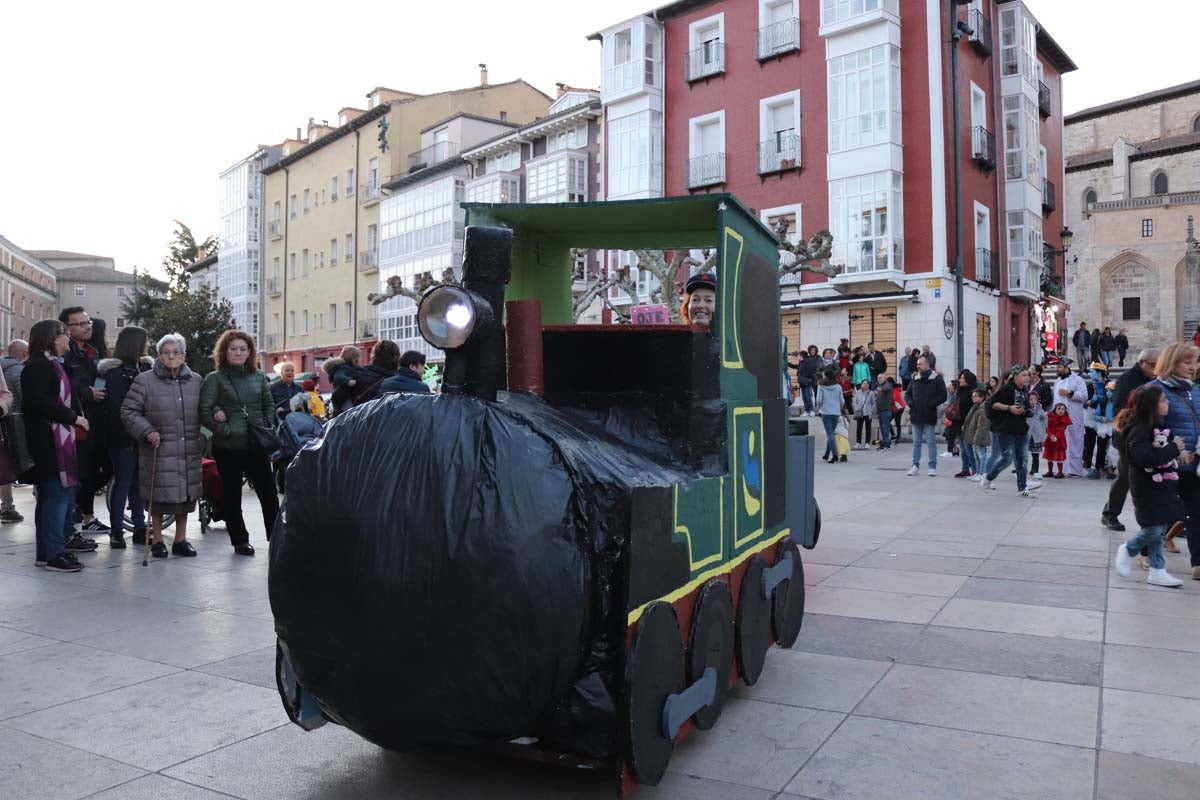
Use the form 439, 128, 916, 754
199, 330, 279, 556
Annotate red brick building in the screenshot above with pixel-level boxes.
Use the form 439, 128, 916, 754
593, 0, 1075, 378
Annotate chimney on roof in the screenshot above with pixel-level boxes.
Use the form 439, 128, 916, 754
296, 127, 301, 139
556, 82, 567, 97
479, 63, 488, 86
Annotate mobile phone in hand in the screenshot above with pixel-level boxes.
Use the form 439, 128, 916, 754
93, 377, 106, 390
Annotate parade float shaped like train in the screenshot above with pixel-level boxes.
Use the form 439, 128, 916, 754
270, 195, 820, 795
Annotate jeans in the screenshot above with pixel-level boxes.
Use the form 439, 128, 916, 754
0, 483, 14, 513
986, 431, 1030, 490
877, 410, 892, 448
911, 423, 937, 469
35, 479, 74, 562
821, 414, 838, 459
213, 446, 280, 546
1124, 524, 1168, 570
1075, 347, 1089, 368
1180, 473, 1200, 568
801, 385, 815, 414
892, 408, 904, 440
1117, 348, 1127, 367
1101, 350, 1113, 368
107, 446, 145, 534
972, 445, 991, 475
961, 443, 977, 474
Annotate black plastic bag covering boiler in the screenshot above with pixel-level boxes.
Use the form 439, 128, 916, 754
270, 390, 698, 754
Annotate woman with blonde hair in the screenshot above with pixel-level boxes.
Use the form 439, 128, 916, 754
199, 330, 278, 556
1152, 341, 1200, 580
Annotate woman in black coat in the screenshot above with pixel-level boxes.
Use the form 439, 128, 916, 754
98, 326, 152, 548
21, 320, 91, 572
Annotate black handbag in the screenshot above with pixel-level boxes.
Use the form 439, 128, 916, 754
222, 374, 282, 457
1, 413, 33, 475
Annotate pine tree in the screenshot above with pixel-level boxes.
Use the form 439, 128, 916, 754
162, 220, 218, 297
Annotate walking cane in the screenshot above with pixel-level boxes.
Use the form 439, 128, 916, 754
142, 444, 159, 567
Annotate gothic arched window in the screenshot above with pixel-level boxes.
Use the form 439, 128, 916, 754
1152, 172, 1169, 196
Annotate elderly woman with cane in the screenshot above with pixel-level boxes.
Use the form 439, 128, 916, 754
121, 333, 203, 559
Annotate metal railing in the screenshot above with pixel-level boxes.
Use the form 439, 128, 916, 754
1089, 191, 1200, 212
756, 18, 799, 60
268, 220, 283, 240
975, 248, 994, 285
1038, 81, 1051, 117
966, 9, 991, 55
970, 126, 995, 169
266, 276, 280, 295
408, 141, 460, 172
686, 153, 725, 189
359, 179, 382, 205
358, 250, 378, 272
686, 41, 724, 82
358, 319, 377, 339
757, 135, 800, 174
1042, 179, 1056, 212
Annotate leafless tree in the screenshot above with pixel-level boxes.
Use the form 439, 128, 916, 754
773, 221, 838, 278
367, 267, 456, 306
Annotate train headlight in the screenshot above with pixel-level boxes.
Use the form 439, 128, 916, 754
417, 285, 494, 350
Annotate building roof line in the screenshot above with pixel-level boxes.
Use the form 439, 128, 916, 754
1065, 78, 1200, 124
460, 99, 602, 158
419, 111, 520, 135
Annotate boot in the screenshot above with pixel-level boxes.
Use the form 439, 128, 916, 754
1147, 568, 1183, 588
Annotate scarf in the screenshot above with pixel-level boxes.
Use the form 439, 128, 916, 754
50, 358, 78, 489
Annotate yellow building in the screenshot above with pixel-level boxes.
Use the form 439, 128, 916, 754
260, 73, 552, 377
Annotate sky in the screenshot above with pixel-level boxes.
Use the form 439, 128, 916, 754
2, 0, 1197, 280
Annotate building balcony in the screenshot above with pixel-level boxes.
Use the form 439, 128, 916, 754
970, 126, 995, 170
831, 240, 905, 284
359, 179, 383, 206
358, 319, 377, 340
408, 142, 460, 173
266, 276, 281, 297
686, 153, 725, 189
975, 248, 994, 285
757, 135, 800, 176
1007, 260, 1041, 301
465, 170, 522, 204
1088, 190, 1200, 212
757, 17, 799, 60
686, 42, 724, 82
1038, 81, 1051, 118
358, 250, 379, 273
602, 59, 659, 100
1042, 178, 1056, 212
966, 9, 991, 56
268, 220, 283, 240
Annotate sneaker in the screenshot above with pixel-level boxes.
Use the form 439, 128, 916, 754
1101, 516, 1126, 532
907, 466, 919, 476
1086, 469, 1100, 480
150, 541, 168, 559
1018, 489, 1036, 497
171, 540, 197, 557
109, 534, 126, 549
1025, 480, 1043, 490
34, 557, 47, 567
1115, 545, 1133, 578
82, 519, 110, 533
928, 468, 937, 477
0, 509, 23, 523
941, 451, 953, 457
44, 553, 83, 572
65, 534, 97, 552
953, 470, 970, 478
980, 479, 996, 491
968, 474, 982, 482
1147, 568, 1183, 588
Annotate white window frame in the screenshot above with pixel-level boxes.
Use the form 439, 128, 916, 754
828, 171, 904, 275
758, 0, 800, 59
289, 311, 296, 335
116, 286, 125, 297
687, 13, 725, 79
758, 90, 801, 173
330, 238, 338, 266
344, 301, 352, 329
346, 169, 355, 195
302, 249, 309, 276
973, 201, 992, 282
826, 44, 902, 153
970, 82, 987, 131
331, 175, 339, 200
74, 284, 85, 296
687, 110, 726, 188
345, 234, 354, 265
303, 189, 310, 214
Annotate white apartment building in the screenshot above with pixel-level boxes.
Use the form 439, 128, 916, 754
219, 147, 281, 339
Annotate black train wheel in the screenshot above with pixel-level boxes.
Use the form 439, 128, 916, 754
625, 601, 684, 786
735, 556, 771, 686
771, 539, 806, 648
687, 580, 734, 731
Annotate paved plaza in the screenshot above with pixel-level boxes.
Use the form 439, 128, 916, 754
2, 445, 1199, 799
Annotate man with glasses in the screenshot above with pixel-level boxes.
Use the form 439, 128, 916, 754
57, 307, 109, 544
1102, 348, 1160, 531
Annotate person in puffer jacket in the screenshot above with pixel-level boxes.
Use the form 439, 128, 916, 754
961, 387, 992, 480
97, 326, 153, 548
321, 345, 362, 416
1151, 342, 1200, 580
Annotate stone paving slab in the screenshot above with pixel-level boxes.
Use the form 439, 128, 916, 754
955, 575, 1108, 611
1095, 751, 1200, 800
817, 565, 968, 596
734, 650, 892, 712
1102, 644, 1200, 700
900, 626, 1103, 685
802, 585, 949, 624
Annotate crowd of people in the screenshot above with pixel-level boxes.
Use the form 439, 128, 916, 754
0, 307, 433, 574
791, 333, 1200, 587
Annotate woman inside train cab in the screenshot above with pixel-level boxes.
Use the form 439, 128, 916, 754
681, 272, 717, 330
